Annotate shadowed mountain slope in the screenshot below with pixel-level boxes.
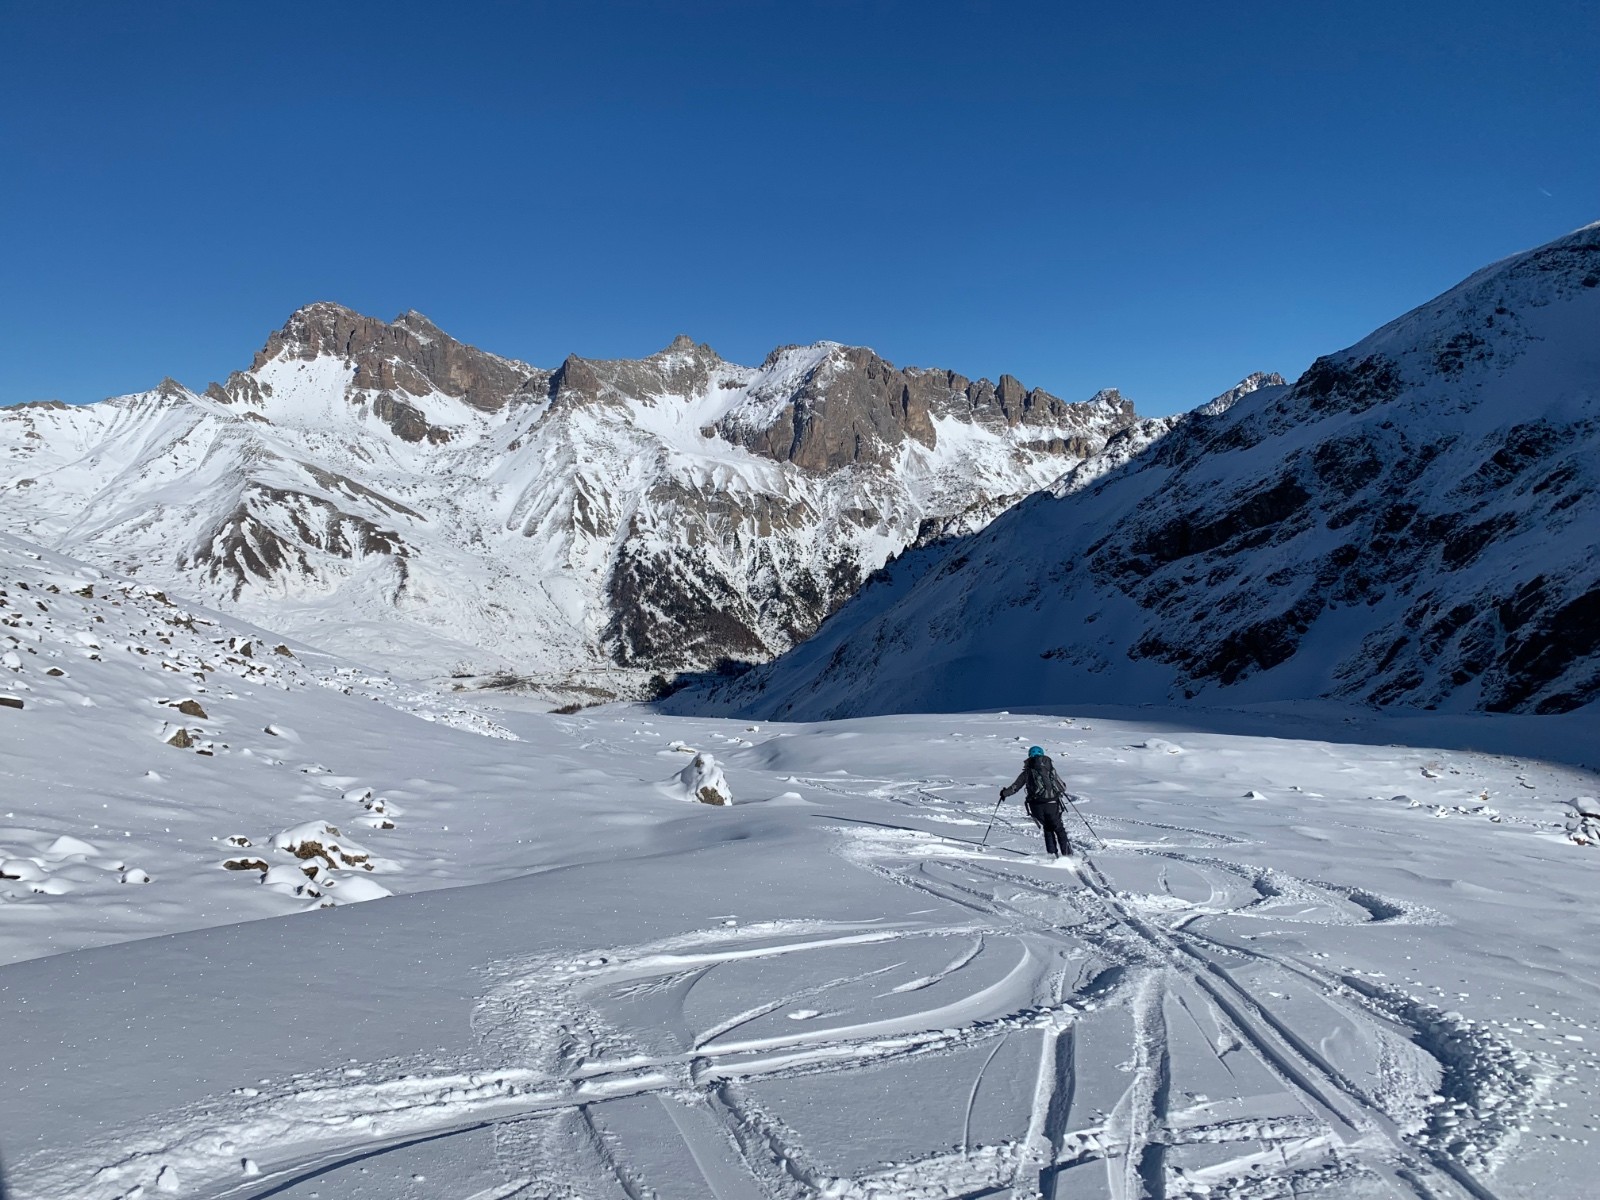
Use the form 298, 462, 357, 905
680, 222, 1600, 719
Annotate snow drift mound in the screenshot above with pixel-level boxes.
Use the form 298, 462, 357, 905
683, 222, 1600, 719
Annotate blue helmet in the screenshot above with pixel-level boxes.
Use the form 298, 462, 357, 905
1028, 745, 1045, 757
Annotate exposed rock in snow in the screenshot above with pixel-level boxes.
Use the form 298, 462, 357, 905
671, 751, 733, 805
1566, 799, 1600, 846
270, 821, 374, 871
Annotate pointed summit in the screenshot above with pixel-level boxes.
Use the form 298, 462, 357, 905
654, 334, 721, 362
257, 302, 382, 367
1198, 372, 1287, 417
395, 310, 445, 339
249, 303, 542, 413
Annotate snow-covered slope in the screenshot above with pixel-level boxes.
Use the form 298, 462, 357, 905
686, 223, 1600, 719
0, 527, 539, 961
0, 307, 1146, 701
7, 527, 1600, 1199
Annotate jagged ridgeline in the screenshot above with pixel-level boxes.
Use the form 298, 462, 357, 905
684, 222, 1600, 720
0, 306, 1161, 702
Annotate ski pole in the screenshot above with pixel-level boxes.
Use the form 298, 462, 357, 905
979, 794, 1006, 847
1065, 793, 1106, 850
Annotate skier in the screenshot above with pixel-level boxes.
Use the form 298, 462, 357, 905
1000, 745, 1073, 859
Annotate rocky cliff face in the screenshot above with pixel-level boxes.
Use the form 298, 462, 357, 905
685, 223, 1600, 719
707, 346, 1131, 473
247, 303, 545, 412
0, 309, 1146, 700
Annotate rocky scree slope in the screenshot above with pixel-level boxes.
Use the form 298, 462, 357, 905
0, 306, 1145, 701
685, 222, 1600, 719
0, 527, 527, 960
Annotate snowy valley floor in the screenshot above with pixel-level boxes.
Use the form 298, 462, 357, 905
4, 547, 1600, 1199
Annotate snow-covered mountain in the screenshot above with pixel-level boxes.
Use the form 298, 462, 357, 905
687, 222, 1600, 719
0, 306, 1148, 700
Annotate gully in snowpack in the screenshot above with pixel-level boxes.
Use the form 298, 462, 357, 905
1000, 745, 1074, 859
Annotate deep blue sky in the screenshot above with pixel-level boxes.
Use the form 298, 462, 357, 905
2, 1, 1596, 415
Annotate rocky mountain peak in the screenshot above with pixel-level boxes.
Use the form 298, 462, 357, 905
245, 302, 541, 415
1082, 388, 1138, 416
548, 353, 605, 408
758, 341, 841, 371
1197, 372, 1288, 416
394, 310, 446, 338
661, 333, 714, 356
549, 337, 730, 413
712, 347, 1143, 473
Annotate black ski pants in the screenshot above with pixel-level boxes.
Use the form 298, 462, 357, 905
1028, 799, 1071, 856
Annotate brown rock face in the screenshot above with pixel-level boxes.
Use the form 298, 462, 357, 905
222, 303, 548, 414
371, 393, 451, 444
548, 336, 725, 412
716, 346, 942, 471
716, 349, 1135, 473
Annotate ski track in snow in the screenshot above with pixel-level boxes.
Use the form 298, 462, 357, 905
20, 764, 1568, 1200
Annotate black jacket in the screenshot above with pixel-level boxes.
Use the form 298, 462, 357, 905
1002, 754, 1067, 806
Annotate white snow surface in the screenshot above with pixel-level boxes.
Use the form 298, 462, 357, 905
3, 531, 1599, 1199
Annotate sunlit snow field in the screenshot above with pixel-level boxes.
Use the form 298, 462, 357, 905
3, 532, 1599, 1200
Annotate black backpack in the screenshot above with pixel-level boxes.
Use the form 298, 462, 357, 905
1026, 755, 1065, 805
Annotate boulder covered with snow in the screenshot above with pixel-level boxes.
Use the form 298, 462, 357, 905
1566, 798, 1600, 846
671, 752, 733, 806
261, 863, 318, 898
